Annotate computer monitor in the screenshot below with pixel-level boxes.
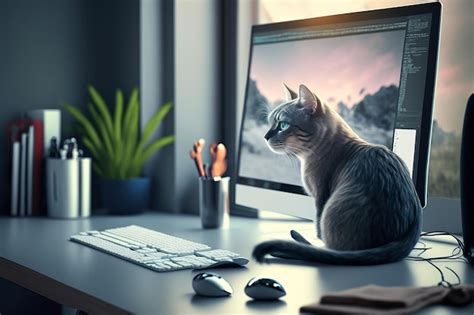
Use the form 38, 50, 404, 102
235, 3, 441, 219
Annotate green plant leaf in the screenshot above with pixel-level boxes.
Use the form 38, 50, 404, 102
65, 88, 174, 179
88, 103, 114, 162
64, 103, 101, 149
137, 135, 175, 168
126, 106, 139, 177
136, 102, 173, 153
122, 87, 138, 138
88, 86, 114, 138
83, 136, 112, 177
114, 89, 124, 147
122, 89, 139, 177
92, 161, 103, 176
82, 137, 100, 160
112, 90, 124, 174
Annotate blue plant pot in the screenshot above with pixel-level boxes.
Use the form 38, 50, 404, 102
100, 177, 151, 214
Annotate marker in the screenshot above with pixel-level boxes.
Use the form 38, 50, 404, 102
49, 137, 60, 158
72, 147, 79, 159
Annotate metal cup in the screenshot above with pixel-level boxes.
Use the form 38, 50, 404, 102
46, 157, 91, 219
198, 176, 230, 229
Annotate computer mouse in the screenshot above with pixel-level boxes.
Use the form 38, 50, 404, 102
244, 277, 286, 300
192, 272, 233, 297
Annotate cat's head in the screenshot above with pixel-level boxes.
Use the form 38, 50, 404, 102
264, 84, 333, 157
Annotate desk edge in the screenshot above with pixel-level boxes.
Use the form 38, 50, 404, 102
0, 257, 132, 315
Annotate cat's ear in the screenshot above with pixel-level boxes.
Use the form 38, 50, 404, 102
283, 83, 298, 101
299, 84, 322, 115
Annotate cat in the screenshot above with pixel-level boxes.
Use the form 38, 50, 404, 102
253, 84, 422, 265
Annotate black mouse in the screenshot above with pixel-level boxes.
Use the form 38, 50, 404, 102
244, 277, 286, 300
192, 272, 233, 297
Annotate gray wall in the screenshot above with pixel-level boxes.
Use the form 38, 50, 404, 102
141, 0, 221, 213
0, 0, 140, 310
0, 0, 140, 214
174, 0, 220, 212
140, 0, 176, 212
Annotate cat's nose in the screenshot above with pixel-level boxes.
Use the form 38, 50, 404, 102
264, 129, 277, 141
264, 131, 271, 141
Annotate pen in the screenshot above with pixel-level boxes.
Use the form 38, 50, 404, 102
72, 148, 79, 159
60, 149, 67, 160
49, 137, 60, 158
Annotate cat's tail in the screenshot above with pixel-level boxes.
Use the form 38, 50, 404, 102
252, 211, 422, 265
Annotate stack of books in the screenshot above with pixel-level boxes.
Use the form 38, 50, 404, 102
7, 110, 60, 216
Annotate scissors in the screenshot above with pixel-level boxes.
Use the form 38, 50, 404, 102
209, 143, 227, 178
190, 138, 206, 177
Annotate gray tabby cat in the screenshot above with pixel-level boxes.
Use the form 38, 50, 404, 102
252, 84, 422, 265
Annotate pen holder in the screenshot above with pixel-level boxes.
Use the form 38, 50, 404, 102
46, 158, 91, 218
198, 176, 230, 229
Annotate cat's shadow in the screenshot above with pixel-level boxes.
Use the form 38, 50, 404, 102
262, 257, 325, 267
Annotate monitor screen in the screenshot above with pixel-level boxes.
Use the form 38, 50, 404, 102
236, 3, 441, 216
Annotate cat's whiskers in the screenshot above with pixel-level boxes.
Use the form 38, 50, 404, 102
285, 152, 300, 168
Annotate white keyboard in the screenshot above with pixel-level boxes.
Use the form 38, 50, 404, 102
70, 225, 248, 272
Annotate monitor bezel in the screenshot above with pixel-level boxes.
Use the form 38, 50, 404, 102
235, 2, 442, 208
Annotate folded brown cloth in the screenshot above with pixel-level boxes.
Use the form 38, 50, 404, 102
300, 284, 474, 314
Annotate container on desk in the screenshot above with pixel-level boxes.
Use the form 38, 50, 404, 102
46, 157, 91, 218
198, 176, 230, 229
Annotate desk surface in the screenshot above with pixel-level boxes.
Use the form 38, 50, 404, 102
0, 212, 473, 315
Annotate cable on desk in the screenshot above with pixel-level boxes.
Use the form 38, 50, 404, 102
408, 231, 467, 286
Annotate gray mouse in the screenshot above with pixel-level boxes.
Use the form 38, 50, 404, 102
192, 272, 233, 297
244, 277, 286, 300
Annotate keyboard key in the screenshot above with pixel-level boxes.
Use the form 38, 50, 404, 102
135, 248, 158, 254
154, 263, 170, 271
70, 225, 248, 272
141, 258, 165, 264
196, 249, 240, 260
173, 260, 194, 268
101, 231, 147, 248
95, 234, 136, 248
162, 261, 181, 269
105, 225, 212, 254
70, 235, 145, 262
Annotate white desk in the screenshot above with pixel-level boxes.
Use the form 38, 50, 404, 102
0, 212, 472, 314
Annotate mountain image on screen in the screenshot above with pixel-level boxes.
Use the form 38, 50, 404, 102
239, 79, 454, 189
339, 84, 398, 148
239, 80, 400, 186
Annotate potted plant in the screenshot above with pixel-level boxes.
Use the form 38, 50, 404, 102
65, 86, 175, 214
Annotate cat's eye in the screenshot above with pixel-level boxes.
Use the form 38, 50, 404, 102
278, 121, 290, 131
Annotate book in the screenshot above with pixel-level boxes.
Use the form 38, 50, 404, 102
6, 116, 48, 216
10, 141, 20, 216
20, 132, 28, 216
27, 110, 61, 157
27, 125, 34, 216
5, 121, 19, 215
27, 121, 44, 215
